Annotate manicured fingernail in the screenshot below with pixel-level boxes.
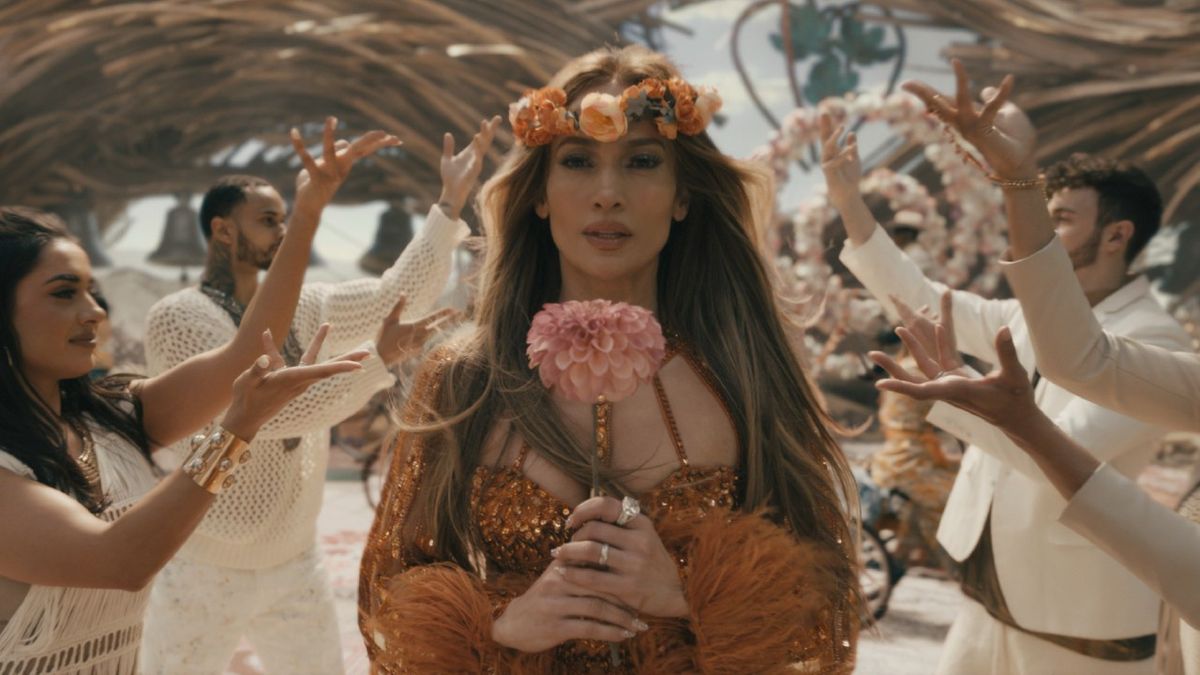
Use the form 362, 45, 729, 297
550, 547, 560, 558
255, 355, 271, 369
633, 619, 649, 632
554, 565, 565, 576
622, 630, 635, 639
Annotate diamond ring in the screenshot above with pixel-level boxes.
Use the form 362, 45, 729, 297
616, 496, 640, 527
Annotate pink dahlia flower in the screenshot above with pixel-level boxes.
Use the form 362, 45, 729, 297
526, 300, 666, 403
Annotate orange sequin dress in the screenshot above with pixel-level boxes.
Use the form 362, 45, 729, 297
359, 346, 857, 674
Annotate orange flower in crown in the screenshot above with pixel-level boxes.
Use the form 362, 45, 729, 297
577, 92, 628, 142
509, 87, 575, 146
508, 77, 722, 147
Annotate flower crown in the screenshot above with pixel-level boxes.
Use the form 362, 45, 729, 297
508, 77, 723, 147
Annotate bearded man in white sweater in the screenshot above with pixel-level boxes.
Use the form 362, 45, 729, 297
140, 119, 499, 675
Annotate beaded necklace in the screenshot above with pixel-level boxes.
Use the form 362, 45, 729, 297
200, 281, 303, 450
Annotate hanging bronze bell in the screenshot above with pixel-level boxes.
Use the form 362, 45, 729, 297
148, 192, 207, 268
359, 201, 414, 276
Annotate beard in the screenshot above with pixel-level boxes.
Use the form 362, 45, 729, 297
1067, 227, 1104, 270
236, 231, 277, 271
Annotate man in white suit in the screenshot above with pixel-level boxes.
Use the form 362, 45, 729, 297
820, 111, 1191, 674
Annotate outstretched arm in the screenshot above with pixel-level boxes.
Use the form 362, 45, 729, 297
0, 330, 362, 591
903, 60, 1050, 259
137, 120, 401, 448
819, 114, 875, 247
871, 320, 1200, 629
821, 113, 1020, 361
903, 62, 1200, 430
303, 117, 502, 352
252, 297, 459, 440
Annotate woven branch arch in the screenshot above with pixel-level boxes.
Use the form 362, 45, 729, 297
0, 1, 698, 224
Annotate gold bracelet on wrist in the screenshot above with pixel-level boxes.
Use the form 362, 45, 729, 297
182, 427, 250, 494
989, 174, 1046, 191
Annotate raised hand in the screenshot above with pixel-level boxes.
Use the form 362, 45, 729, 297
903, 59, 1037, 180
869, 325, 1037, 432
437, 116, 503, 220
554, 496, 689, 620
291, 117, 403, 214
374, 296, 461, 366
889, 291, 964, 374
221, 325, 369, 441
819, 113, 863, 210
491, 560, 646, 652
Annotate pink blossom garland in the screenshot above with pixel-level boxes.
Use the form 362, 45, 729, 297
753, 91, 1007, 379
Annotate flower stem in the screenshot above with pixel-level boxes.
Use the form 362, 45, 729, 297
591, 397, 621, 666
591, 397, 611, 497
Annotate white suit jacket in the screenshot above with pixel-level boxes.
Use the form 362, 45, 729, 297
841, 226, 1192, 638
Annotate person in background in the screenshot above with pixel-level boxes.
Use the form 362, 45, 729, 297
821, 58, 1191, 673
0, 120, 391, 674
140, 119, 496, 674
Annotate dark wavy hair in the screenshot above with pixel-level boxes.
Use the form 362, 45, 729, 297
0, 207, 150, 513
1045, 153, 1162, 265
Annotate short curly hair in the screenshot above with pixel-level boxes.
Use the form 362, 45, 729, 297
1044, 153, 1161, 265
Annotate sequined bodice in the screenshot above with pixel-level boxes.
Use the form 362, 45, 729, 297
471, 463, 737, 574
470, 346, 740, 575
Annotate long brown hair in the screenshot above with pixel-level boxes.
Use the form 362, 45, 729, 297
403, 45, 859, 598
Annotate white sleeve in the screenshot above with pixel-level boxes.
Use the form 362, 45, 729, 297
0, 450, 35, 480
1060, 464, 1200, 629
839, 224, 1021, 363
294, 205, 468, 355
927, 391, 1166, 485
253, 341, 396, 440
1003, 238, 1200, 432
143, 292, 230, 376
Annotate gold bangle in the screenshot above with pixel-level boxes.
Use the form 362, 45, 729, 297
182, 427, 250, 494
989, 174, 1045, 191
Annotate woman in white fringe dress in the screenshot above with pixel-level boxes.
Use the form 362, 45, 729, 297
0, 121, 398, 674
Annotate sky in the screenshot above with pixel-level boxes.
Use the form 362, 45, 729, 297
104, 1, 971, 281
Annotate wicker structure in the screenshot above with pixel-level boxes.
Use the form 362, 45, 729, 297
866, 0, 1200, 226
0, 1, 690, 224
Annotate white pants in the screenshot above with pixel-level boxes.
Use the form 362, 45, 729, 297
937, 598, 1154, 675
141, 547, 344, 675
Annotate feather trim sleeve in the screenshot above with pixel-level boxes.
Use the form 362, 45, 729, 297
635, 510, 858, 674
357, 348, 550, 673
363, 565, 555, 674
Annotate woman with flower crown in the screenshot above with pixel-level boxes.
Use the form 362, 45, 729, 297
359, 45, 861, 673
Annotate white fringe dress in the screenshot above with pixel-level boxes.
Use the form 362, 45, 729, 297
0, 419, 158, 675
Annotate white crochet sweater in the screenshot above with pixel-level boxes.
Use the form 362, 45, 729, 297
143, 206, 466, 569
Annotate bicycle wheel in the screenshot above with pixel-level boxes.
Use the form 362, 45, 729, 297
859, 523, 894, 625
